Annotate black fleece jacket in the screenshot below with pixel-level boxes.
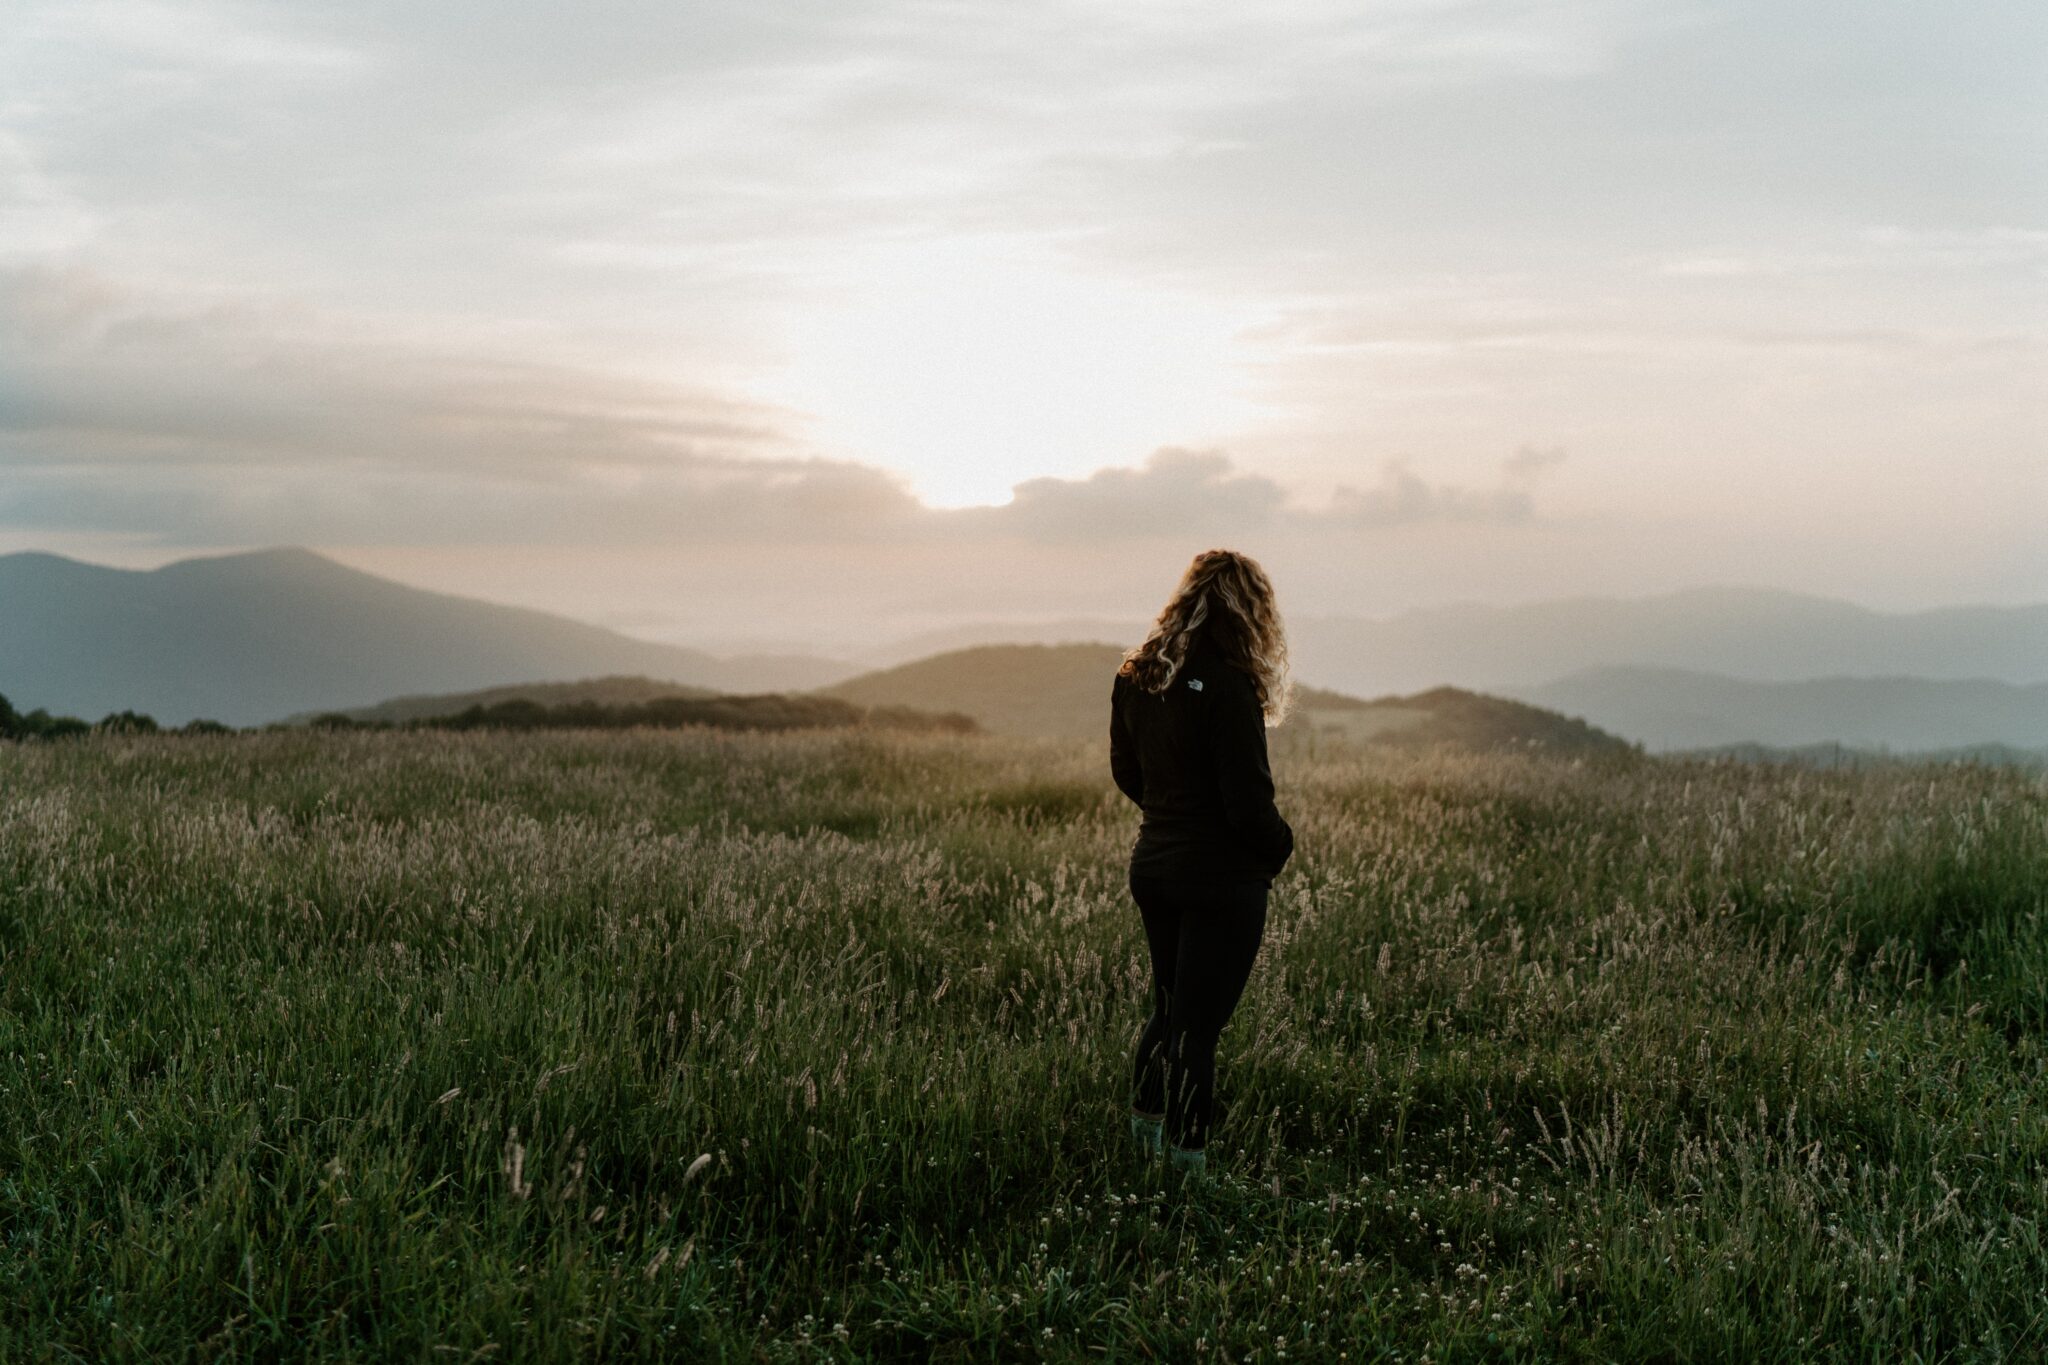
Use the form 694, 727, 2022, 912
1109, 637, 1295, 886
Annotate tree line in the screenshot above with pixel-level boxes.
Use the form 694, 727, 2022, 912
0, 692, 233, 741
1, 691, 975, 740
313, 694, 979, 735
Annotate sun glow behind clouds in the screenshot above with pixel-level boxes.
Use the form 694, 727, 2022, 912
770, 238, 1263, 508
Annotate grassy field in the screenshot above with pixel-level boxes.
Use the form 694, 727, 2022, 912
2, 729, 2044, 1361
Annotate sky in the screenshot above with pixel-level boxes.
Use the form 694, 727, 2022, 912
2, 0, 2044, 653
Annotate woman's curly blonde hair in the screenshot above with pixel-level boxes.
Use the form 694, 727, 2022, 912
1119, 548, 1292, 725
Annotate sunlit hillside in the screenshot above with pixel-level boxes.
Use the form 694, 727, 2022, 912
303, 675, 724, 725
817, 642, 1633, 754
819, 643, 1129, 740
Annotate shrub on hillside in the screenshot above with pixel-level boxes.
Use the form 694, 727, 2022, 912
307, 712, 388, 731
16, 708, 91, 740
424, 693, 978, 735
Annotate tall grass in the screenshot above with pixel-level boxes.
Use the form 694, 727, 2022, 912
1, 730, 2043, 1361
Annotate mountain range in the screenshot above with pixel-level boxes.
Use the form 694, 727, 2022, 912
847, 593, 2048, 756
0, 548, 854, 727
885, 590, 2048, 695
6, 547, 2046, 753
1293, 588, 2048, 695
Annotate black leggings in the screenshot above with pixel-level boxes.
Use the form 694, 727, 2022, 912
1129, 871, 1268, 1151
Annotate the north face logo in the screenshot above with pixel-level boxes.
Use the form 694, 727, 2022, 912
1186, 678, 1204, 692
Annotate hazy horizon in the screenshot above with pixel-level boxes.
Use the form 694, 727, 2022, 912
4, 1, 2043, 645
13, 540, 2048, 663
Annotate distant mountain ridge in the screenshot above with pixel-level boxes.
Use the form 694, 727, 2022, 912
1287, 587, 2048, 696
0, 548, 857, 726
888, 588, 2048, 697
1512, 666, 2048, 752
12, 546, 2046, 747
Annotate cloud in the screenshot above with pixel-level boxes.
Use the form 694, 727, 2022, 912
60, 0, 369, 76
967, 447, 1287, 542
1, 0, 1700, 317
516, 0, 1697, 290
0, 264, 794, 470
0, 133, 102, 262
1320, 449, 1565, 528
1503, 443, 1567, 480
1855, 225, 2048, 271
0, 454, 927, 548
0, 263, 939, 546
0, 264, 1578, 550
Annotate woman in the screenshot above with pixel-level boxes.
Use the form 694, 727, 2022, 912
1110, 548, 1295, 1176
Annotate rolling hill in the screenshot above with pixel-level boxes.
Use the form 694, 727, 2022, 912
817, 642, 1633, 754
862, 618, 1147, 668
1339, 686, 1637, 756
820, 644, 1129, 742
298, 675, 724, 726
0, 548, 858, 726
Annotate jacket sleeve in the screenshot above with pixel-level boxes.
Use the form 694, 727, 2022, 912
1211, 667, 1294, 878
1109, 676, 1144, 806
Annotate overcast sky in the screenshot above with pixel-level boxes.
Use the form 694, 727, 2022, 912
3, 0, 2044, 651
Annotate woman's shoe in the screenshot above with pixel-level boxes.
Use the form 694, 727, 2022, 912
1168, 1144, 1207, 1177
1130, 1111, 1164, 1158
